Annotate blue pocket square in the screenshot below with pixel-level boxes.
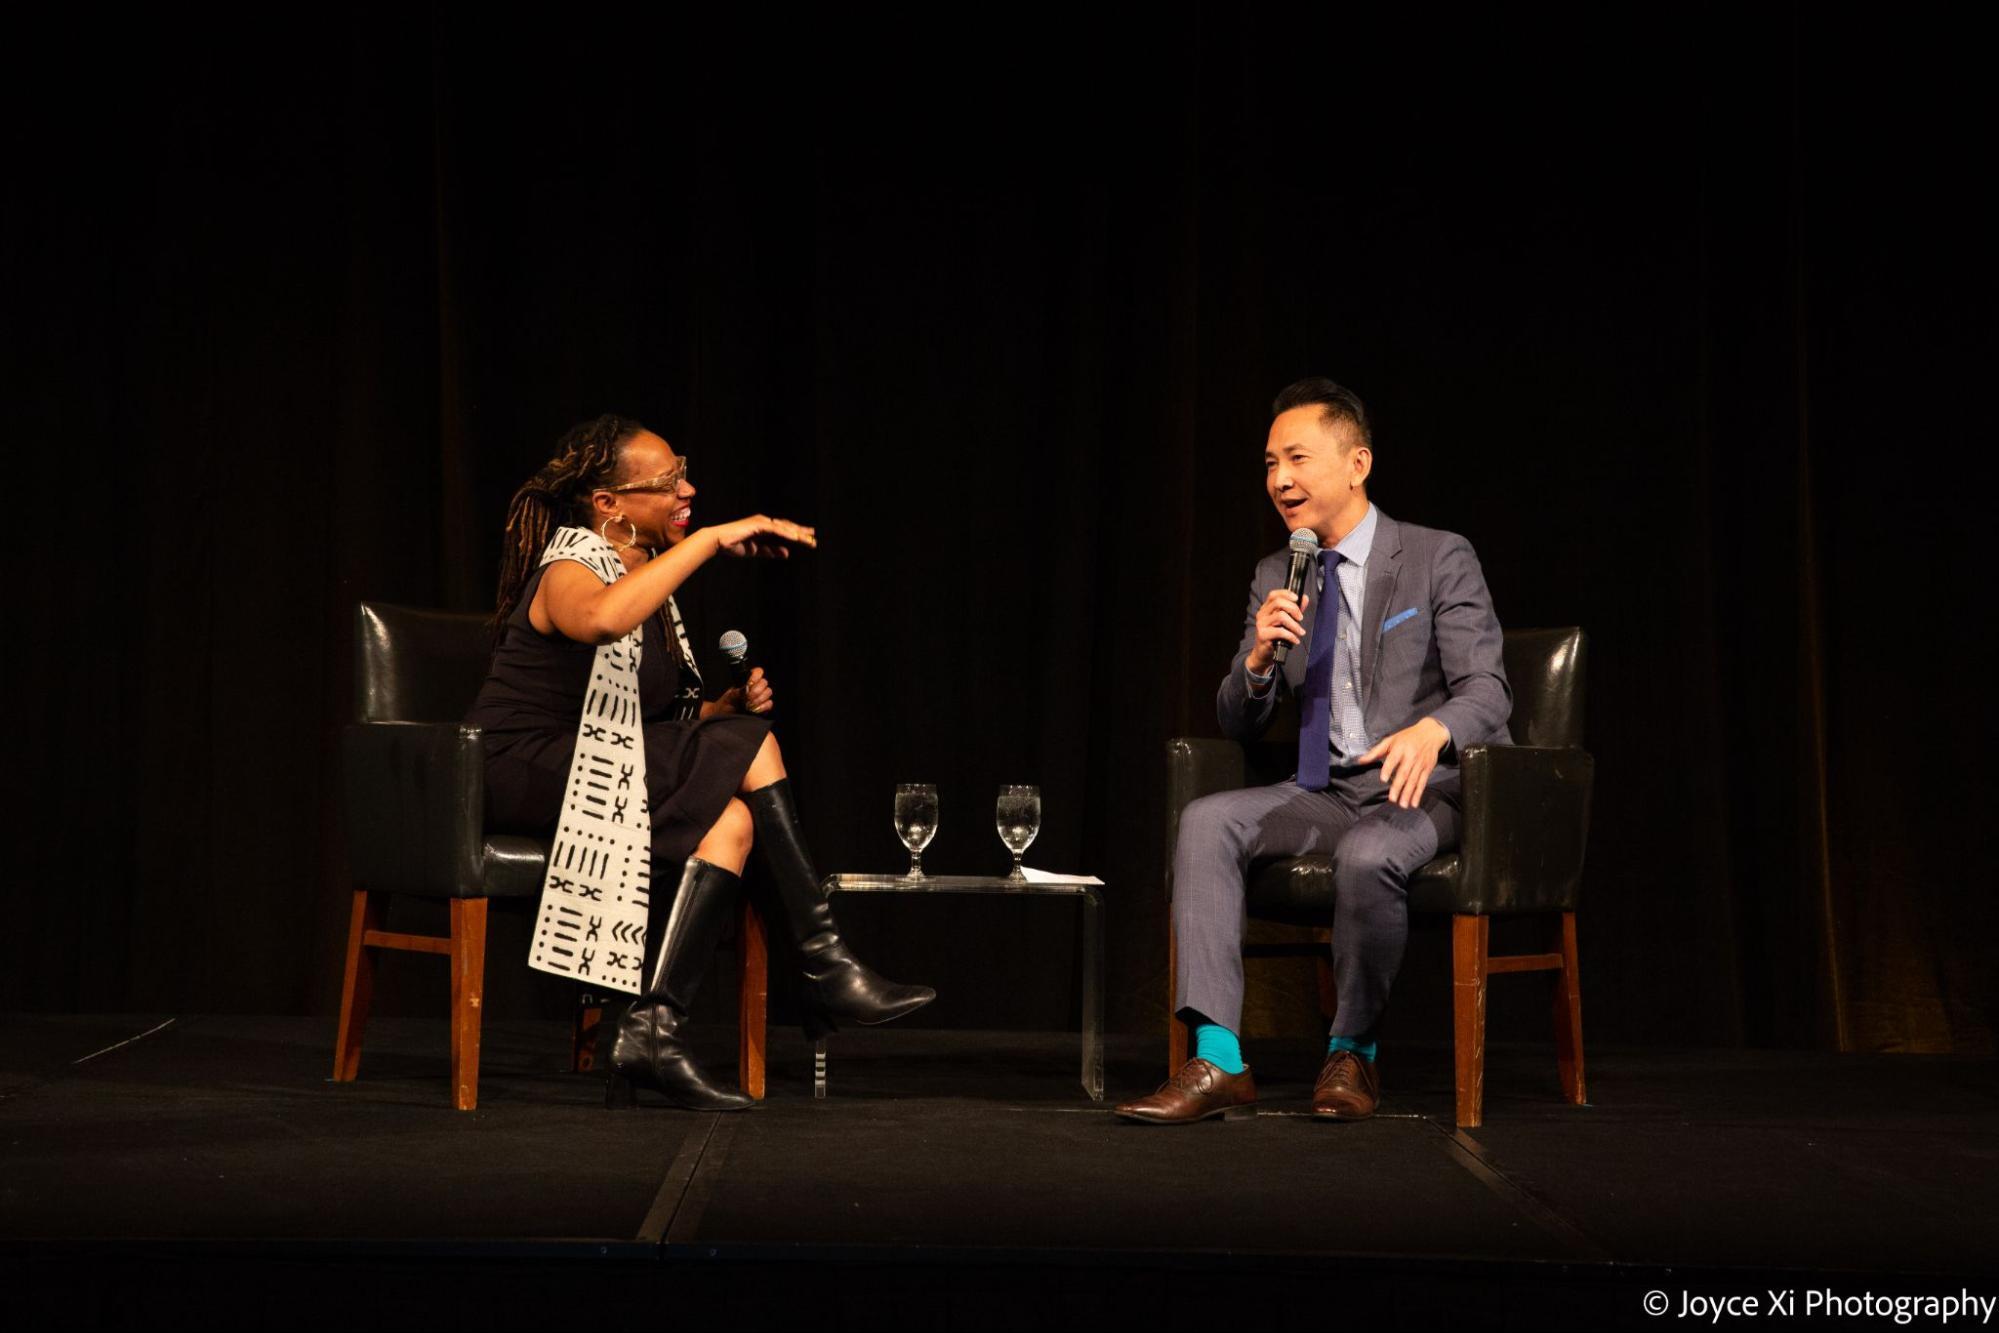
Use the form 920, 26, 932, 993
1381, 607, 1420, 633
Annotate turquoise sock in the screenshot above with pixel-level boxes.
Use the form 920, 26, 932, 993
1194, 1023, 1246, 1074
1328, 1033, 1378, 1063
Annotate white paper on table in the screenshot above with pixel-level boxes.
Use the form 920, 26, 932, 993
1019, 866, 1106, 885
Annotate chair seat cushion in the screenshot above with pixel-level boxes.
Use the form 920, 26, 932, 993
1246, 852, 1465, 924
481, 836, 549, 899
1406, 854, 1466, 915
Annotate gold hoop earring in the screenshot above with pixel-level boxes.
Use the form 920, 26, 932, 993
600, 515, 639, 550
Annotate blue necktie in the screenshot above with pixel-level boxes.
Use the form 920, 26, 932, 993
1297, 549, 1342, 790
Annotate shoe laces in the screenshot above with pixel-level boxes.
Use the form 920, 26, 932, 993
1320, 1049, 1362, 1087
1168, 1059, 1217, 1093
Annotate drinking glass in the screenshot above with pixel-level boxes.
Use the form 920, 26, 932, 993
893, 783, 939, 879
995, 784, 1041, 880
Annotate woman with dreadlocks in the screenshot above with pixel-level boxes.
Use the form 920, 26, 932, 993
467, 415, 933, 1111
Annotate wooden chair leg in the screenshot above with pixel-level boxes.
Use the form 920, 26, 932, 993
738, 897, 768, 1100
1313, 927, 1338, 1026
1552, 910, 1586, 1106
332, 890, 384, 1082
1452, 914, 1489, 1128
449, 898, 488, 1112
1166, 922, 1188, 1075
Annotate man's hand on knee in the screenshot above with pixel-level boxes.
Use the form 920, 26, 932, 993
1359, 717, 1452, 809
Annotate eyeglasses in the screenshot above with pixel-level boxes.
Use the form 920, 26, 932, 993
602, 458, 690, 494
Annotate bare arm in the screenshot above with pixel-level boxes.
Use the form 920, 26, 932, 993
531, 516, 816, 645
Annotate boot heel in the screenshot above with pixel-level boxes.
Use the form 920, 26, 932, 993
1222, 1104, 1257, 1121
605, 1070, 638, 1110
802, 1009, 837, 1041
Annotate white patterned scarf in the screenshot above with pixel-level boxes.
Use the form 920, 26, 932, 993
525, 525, 702, 995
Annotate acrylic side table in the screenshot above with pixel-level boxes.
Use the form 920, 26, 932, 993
815, 873, 1105, 1102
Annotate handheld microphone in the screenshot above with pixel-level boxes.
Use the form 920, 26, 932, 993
1270, 528, 1321, 666
719, 630, 770, 714
718, 630, 754, 688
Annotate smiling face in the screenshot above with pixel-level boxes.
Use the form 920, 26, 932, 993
1264, 405, 1372, 545
590, 430, 695, 549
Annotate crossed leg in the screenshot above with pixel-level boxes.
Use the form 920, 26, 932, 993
692, 731, 788, 873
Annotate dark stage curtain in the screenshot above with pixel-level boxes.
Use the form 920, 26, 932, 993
5, 8, 1991, 1054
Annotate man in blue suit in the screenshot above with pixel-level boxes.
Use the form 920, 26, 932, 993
1116, 378, 1513, 1124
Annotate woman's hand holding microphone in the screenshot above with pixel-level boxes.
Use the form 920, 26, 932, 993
704, 667, 774, 718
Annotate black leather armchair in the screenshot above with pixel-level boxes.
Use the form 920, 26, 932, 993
332, 602, 771, 1110
1164, 627, 1594, 1127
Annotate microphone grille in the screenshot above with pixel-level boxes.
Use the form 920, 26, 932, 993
1288, 528, 1321, 555
718, 630, 749, 663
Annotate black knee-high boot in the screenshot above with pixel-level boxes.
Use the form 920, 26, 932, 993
745, 780, 936, 1035
607, 857, 756, 1112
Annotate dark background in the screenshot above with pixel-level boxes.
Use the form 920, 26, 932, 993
5, 6, 1991, 1055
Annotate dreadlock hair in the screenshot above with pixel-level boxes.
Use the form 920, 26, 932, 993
493, 414, 648, 633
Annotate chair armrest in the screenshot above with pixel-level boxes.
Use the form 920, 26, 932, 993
1456, 743, 1595, 914
1164, 738, 1246, 901
342, 721, 488, 897
1166, 737, 1245, 811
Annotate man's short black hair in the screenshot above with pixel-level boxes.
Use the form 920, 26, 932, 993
1271, 377, 1371, 449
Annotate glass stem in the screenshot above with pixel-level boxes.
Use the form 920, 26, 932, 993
908, 850, 923, 879
1010, 851, 1024, 879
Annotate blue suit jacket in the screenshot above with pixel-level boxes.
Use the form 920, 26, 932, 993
1215, 509, 1513, 767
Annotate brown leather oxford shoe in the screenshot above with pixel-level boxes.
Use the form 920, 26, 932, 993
1312, 1049, 1380, 1121
1115, 1058, 1257, 1124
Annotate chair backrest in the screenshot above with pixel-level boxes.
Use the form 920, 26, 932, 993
1502, 627, 1587, 749
354, 602, 494, 723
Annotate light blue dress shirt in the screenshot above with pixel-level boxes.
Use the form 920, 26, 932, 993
1323, 504, 1377, 764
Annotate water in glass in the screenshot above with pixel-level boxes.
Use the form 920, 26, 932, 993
894, 783, 938, 878
995, 784, 1040, 879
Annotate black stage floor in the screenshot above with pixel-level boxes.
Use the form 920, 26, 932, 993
4, 1014, 1995, 1329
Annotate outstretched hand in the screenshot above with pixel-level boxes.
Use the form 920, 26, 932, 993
1358, 717, 1452, 809
713, 514, 817, 559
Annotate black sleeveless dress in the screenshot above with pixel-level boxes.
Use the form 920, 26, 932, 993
466, 563, 772, 866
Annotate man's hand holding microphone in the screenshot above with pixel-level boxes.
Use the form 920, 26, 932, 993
1245, 587, 1310, 687
1245, 528, 1323, 691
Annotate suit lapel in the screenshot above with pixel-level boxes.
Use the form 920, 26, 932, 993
1358, 512, 1403, 708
